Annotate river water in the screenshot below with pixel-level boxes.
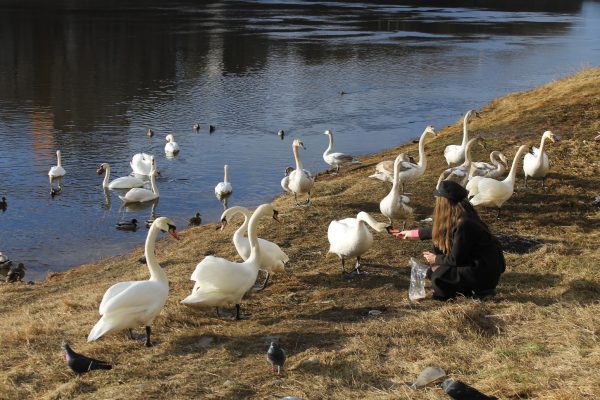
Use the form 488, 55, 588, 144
1, 0, 599, 280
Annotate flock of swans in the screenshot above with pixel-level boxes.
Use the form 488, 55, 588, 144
6, 116, 558, 348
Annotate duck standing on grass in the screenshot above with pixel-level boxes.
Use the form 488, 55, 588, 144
188, 212, 202, 226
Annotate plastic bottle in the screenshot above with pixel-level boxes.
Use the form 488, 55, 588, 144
408, 257, 428, 301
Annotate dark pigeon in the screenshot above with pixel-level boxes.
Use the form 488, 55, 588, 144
441, 379, 497, 400
267, 341, 286, 375
62, 342, 112, 375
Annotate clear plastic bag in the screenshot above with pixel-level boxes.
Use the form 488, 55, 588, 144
408, 257, 429, 301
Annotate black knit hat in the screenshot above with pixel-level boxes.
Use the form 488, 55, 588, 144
433, 180, 468, 203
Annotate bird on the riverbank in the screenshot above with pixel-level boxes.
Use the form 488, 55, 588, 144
97, 163, 144, 190
0, 252, 11, 270
164, 134, 180, 155
523, 130, 558, 189
181, 204, 279, 319
288, 139, 314, 205
322, 129, 361, 173
188, 212, 202, 226
327, 211, 392, 277
267, 341, 286, 375
444, 110, 480, 166
441, 379, 497, 400
439, 137, 486, 187
88, 217, 178, 347
379, 153, 414, 227
215, 164, 233, 210
467, 145, 528, 218
62, 342, 112, 375
0, 197, 7, 211
369, 153, 415, 184
48, 150, 66, 178
116, 219, 138, 231
468, 151, 508, 180
6, 263, 26, 282
220, 206, 288, 290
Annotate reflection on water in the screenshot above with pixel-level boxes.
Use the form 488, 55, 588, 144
0, 0, 599, 279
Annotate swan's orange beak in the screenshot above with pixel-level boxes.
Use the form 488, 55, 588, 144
169, 227, 179, 240
273, 210, 281, 223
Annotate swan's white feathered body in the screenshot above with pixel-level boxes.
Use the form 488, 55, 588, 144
164, 134, 180, 154
469, 151, 508, 180
369, 153, 414, 183
119, 167, 159, 203
523, 130, 557, 183
379, 154, 414, 224
130, 153, 155, 176
181, 204, 278, 308
97, 163, 145, 190
327, 211, 390, 261
48, 150, 66, 178
215, 164, 233, 200
444, 110, 479, 166
288, 139, 314, 202
322, 129, 361, 172
440, 137, 484, 187
87, 217, 176, 342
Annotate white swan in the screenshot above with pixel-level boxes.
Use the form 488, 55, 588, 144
130, 153, 156, 176
164, 134, 180, 154
97, 163, 145, 190
523, 130, 557, 188
439, 137, 485, 187
181, 204, 280, 319
288, 139, 314, 205
220, 206, 288, 290
468, 151, 508, 180
119, 163, 159, 203
280, 166, 294, 193
380, 126, 436, 193
87, 217, 178, 347
48, 150, 66, 178
444, 110, 480, 166
369, 153, 414, 183
327, 211, 391, 277
215, 164, 233, 205
322, 129, 361, 173
379, 153, 414, 226
467, 145, 528, 218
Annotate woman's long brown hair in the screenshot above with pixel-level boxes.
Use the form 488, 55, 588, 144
432, 197, 484, 253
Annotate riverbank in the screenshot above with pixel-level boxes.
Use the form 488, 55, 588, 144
1, 68, 599, 399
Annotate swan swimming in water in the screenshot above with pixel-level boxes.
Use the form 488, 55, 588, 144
164, 134, 180, 154
119, 162, 159, 203
97, 163, 145, 190
87, 217, 178, 347
48, 150, 66, 178
130, 153, 156, 176
444, 110, 480, 166
215, 164, 233, 209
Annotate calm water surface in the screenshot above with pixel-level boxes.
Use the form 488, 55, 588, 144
1, 0, 600, 279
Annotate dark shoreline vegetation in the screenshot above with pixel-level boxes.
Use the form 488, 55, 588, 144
1, 68, 599, 399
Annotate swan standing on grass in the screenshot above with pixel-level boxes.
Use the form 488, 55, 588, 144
322, 129, 361, 173
523, 130, 558, 189
48, 150, 66, 178
375, 126, 436, 194
181, 204, 280, 319
469, 151, 508, 180
97, 163, 144, 190
444, 110, 480, 166
327, 211, 391, 277
379, 153, 414, 227
439, 137, 486, 187
119, 162, 159, 203
130, 153, 156, 176
215, 164, 233, 209
369, 153, 415, 184
87, 217, 178, 347
288, 139, 314, 205
467, 145, 528, 218
220, 206, 288, 290
164, 134, 180, 155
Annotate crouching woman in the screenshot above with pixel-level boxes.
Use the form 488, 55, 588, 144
397, 180, 505, 300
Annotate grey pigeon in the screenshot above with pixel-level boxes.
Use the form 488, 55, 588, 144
267, 341, 286, 375
62, 342, 112, 375
441, 379, 497, 400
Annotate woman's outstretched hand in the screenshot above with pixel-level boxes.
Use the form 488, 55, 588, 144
393, 229, 419, 239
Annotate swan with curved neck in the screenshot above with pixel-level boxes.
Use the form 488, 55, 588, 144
523, 130, 557, 189
215, 164, 233, 205
130, 153, 156, 176
97, 163, 145, 190
288, 139, 314, 205
469, 151, 508, 180
87, 217, 178, 347
440, 136, 485, 187
220, 206, 288, 290
390, 125, 436, 193
164, 134, 180, 154
48, 150, 66, 178
322, 129, 361, 173
379, 153, 413, 226
444, 110, 480, 166
181, 204, 280, 319
467, 145, 528, 218
327, 211, 391, 277
119, 163, 159, 203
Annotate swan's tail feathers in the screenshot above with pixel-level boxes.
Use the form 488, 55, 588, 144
87, 317, 111, 342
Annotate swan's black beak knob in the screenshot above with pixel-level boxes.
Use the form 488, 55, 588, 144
219, 218, 228, 231
168, 225, 179, 240
273, 210, 281, 223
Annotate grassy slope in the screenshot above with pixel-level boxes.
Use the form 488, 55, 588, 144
1, 68, 599, 400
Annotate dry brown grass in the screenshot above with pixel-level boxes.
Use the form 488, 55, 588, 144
1, 68, 600, 400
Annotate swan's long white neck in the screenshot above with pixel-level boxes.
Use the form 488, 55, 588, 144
246, 206, 269, 264
356, 212, 385, 232
462, 138, 478, 167
293, 144, 304, 171
56, 151, 62, 167
391, 156, 402, 193
537, 134, 549, 158
102, 164, 110, 188
461, 112, 471, 147
324, 132, 333, 156
223, 165, 229, 184
417, 129, 431, 169
504, 146, 528, 184
224, 206, 251, 243
150, 170, 159, 196
490, 151, 500, 165
145, 225, 167, 282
